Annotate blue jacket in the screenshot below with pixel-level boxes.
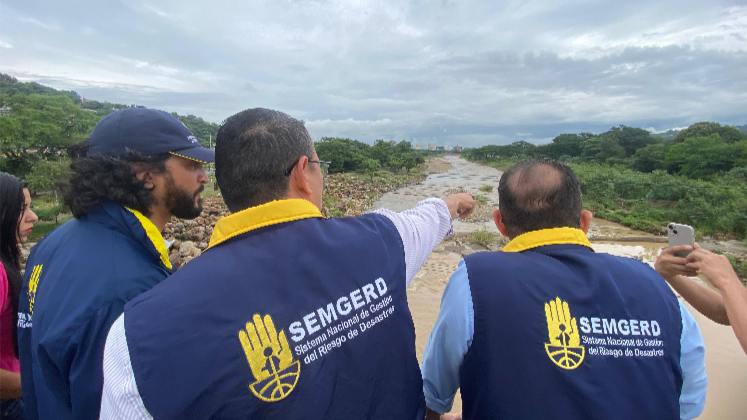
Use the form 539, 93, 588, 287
421, 227, 707, 420
17, 201, 172, 420
121, 199, 424, 419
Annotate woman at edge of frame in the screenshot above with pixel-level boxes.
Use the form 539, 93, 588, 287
0, 172, 38, 420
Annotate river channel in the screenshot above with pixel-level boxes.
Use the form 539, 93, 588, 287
373, 155, 747, 418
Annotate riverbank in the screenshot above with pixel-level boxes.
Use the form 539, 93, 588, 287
466, 155, 747, 234
321, 170, 427, 218
460, 155, 747, 281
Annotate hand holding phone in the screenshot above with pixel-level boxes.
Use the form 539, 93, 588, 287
667, 223, 695, 257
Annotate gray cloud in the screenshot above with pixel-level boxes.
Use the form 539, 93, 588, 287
1, 0, 746, 146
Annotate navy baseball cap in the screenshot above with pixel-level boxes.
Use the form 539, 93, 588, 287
88, 108, 215, 163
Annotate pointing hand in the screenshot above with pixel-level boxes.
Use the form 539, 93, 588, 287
442, 193, 475, 220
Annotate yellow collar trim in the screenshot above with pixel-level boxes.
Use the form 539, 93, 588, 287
502, 227, 592, 253
125, 207, 173, 270
208, 199, 323, 249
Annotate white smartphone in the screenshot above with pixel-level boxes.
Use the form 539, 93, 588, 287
667, 223, 695, 257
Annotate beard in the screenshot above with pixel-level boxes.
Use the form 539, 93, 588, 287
163, 175, 204, 220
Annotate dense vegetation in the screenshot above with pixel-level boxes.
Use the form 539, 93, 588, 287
0, 73, 223, 233
0, 73, 219, 194
4, 73, 745, 243
464, 124, 747, 239
315, 137, 425, 175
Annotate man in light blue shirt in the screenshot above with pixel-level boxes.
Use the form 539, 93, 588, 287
421, 159, 707, 420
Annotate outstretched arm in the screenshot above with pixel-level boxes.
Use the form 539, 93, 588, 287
655, 245, 730, 325
372, 193, 474, 287
687, 249, 747, 355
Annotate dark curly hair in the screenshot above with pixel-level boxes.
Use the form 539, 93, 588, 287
64, 139, 170, 218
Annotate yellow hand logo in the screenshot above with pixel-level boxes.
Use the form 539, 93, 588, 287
27, 265, 43, 315
544, 297, 584, 369
239, 314, 293, 381
544, 297, 580, 347
238, 314, 300, 402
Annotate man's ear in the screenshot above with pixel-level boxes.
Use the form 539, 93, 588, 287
492, 209, 510, 237
291, 156, 312, 196
580, 210, 593, 234
132, 162, 156, 191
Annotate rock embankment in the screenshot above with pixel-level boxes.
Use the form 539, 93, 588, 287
163, 197, 226, 268
322, 172, 427, 218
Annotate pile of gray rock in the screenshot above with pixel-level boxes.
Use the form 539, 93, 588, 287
164, 197, 230, 269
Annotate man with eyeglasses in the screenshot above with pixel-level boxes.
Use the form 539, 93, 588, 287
285, 158, 331, 177
99, 108, 474, 420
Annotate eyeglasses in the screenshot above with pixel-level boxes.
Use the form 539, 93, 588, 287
284, 159, 331, 177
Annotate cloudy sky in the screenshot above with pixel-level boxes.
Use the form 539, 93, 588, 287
2, 0, 746, 146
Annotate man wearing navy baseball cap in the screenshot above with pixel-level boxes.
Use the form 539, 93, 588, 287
17, 108, 214, 420
88, 107, 216, 164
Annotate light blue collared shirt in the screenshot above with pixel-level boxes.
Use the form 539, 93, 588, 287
421, 259, 708, 419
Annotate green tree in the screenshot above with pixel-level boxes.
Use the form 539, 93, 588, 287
1, 73, 81, 103
81, 100, 128, 116
26, 157, 73, 223
726, 166, 747, 183
388, 154, 405, 173
599, 125, 658, 157
394, 140, 413, 154
0, 94, 100, 177
546, 134, 584, 158
467, 145, 502, 161
25, 158, 73, 194
664, 136, 746, 179
370, 140, 394, 166
315, 137, 371, 171
172, 113, 220, 148
402, 152, 421, 172
504, 141, 537, 157
581, 136, 626, 161
632, 143, 668, 173
673, 122, 745, 144
362, 158, 380, 178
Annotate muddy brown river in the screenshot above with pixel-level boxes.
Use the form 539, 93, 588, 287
373, 155, 747, 418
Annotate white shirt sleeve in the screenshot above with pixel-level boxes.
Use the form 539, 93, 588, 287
99, 314, 153, 420
371, 198, 454, 287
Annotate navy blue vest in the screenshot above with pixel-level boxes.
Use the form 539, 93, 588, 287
17, 202, 171, 420
460, 239, 683, 420
123, 201, 424, 419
